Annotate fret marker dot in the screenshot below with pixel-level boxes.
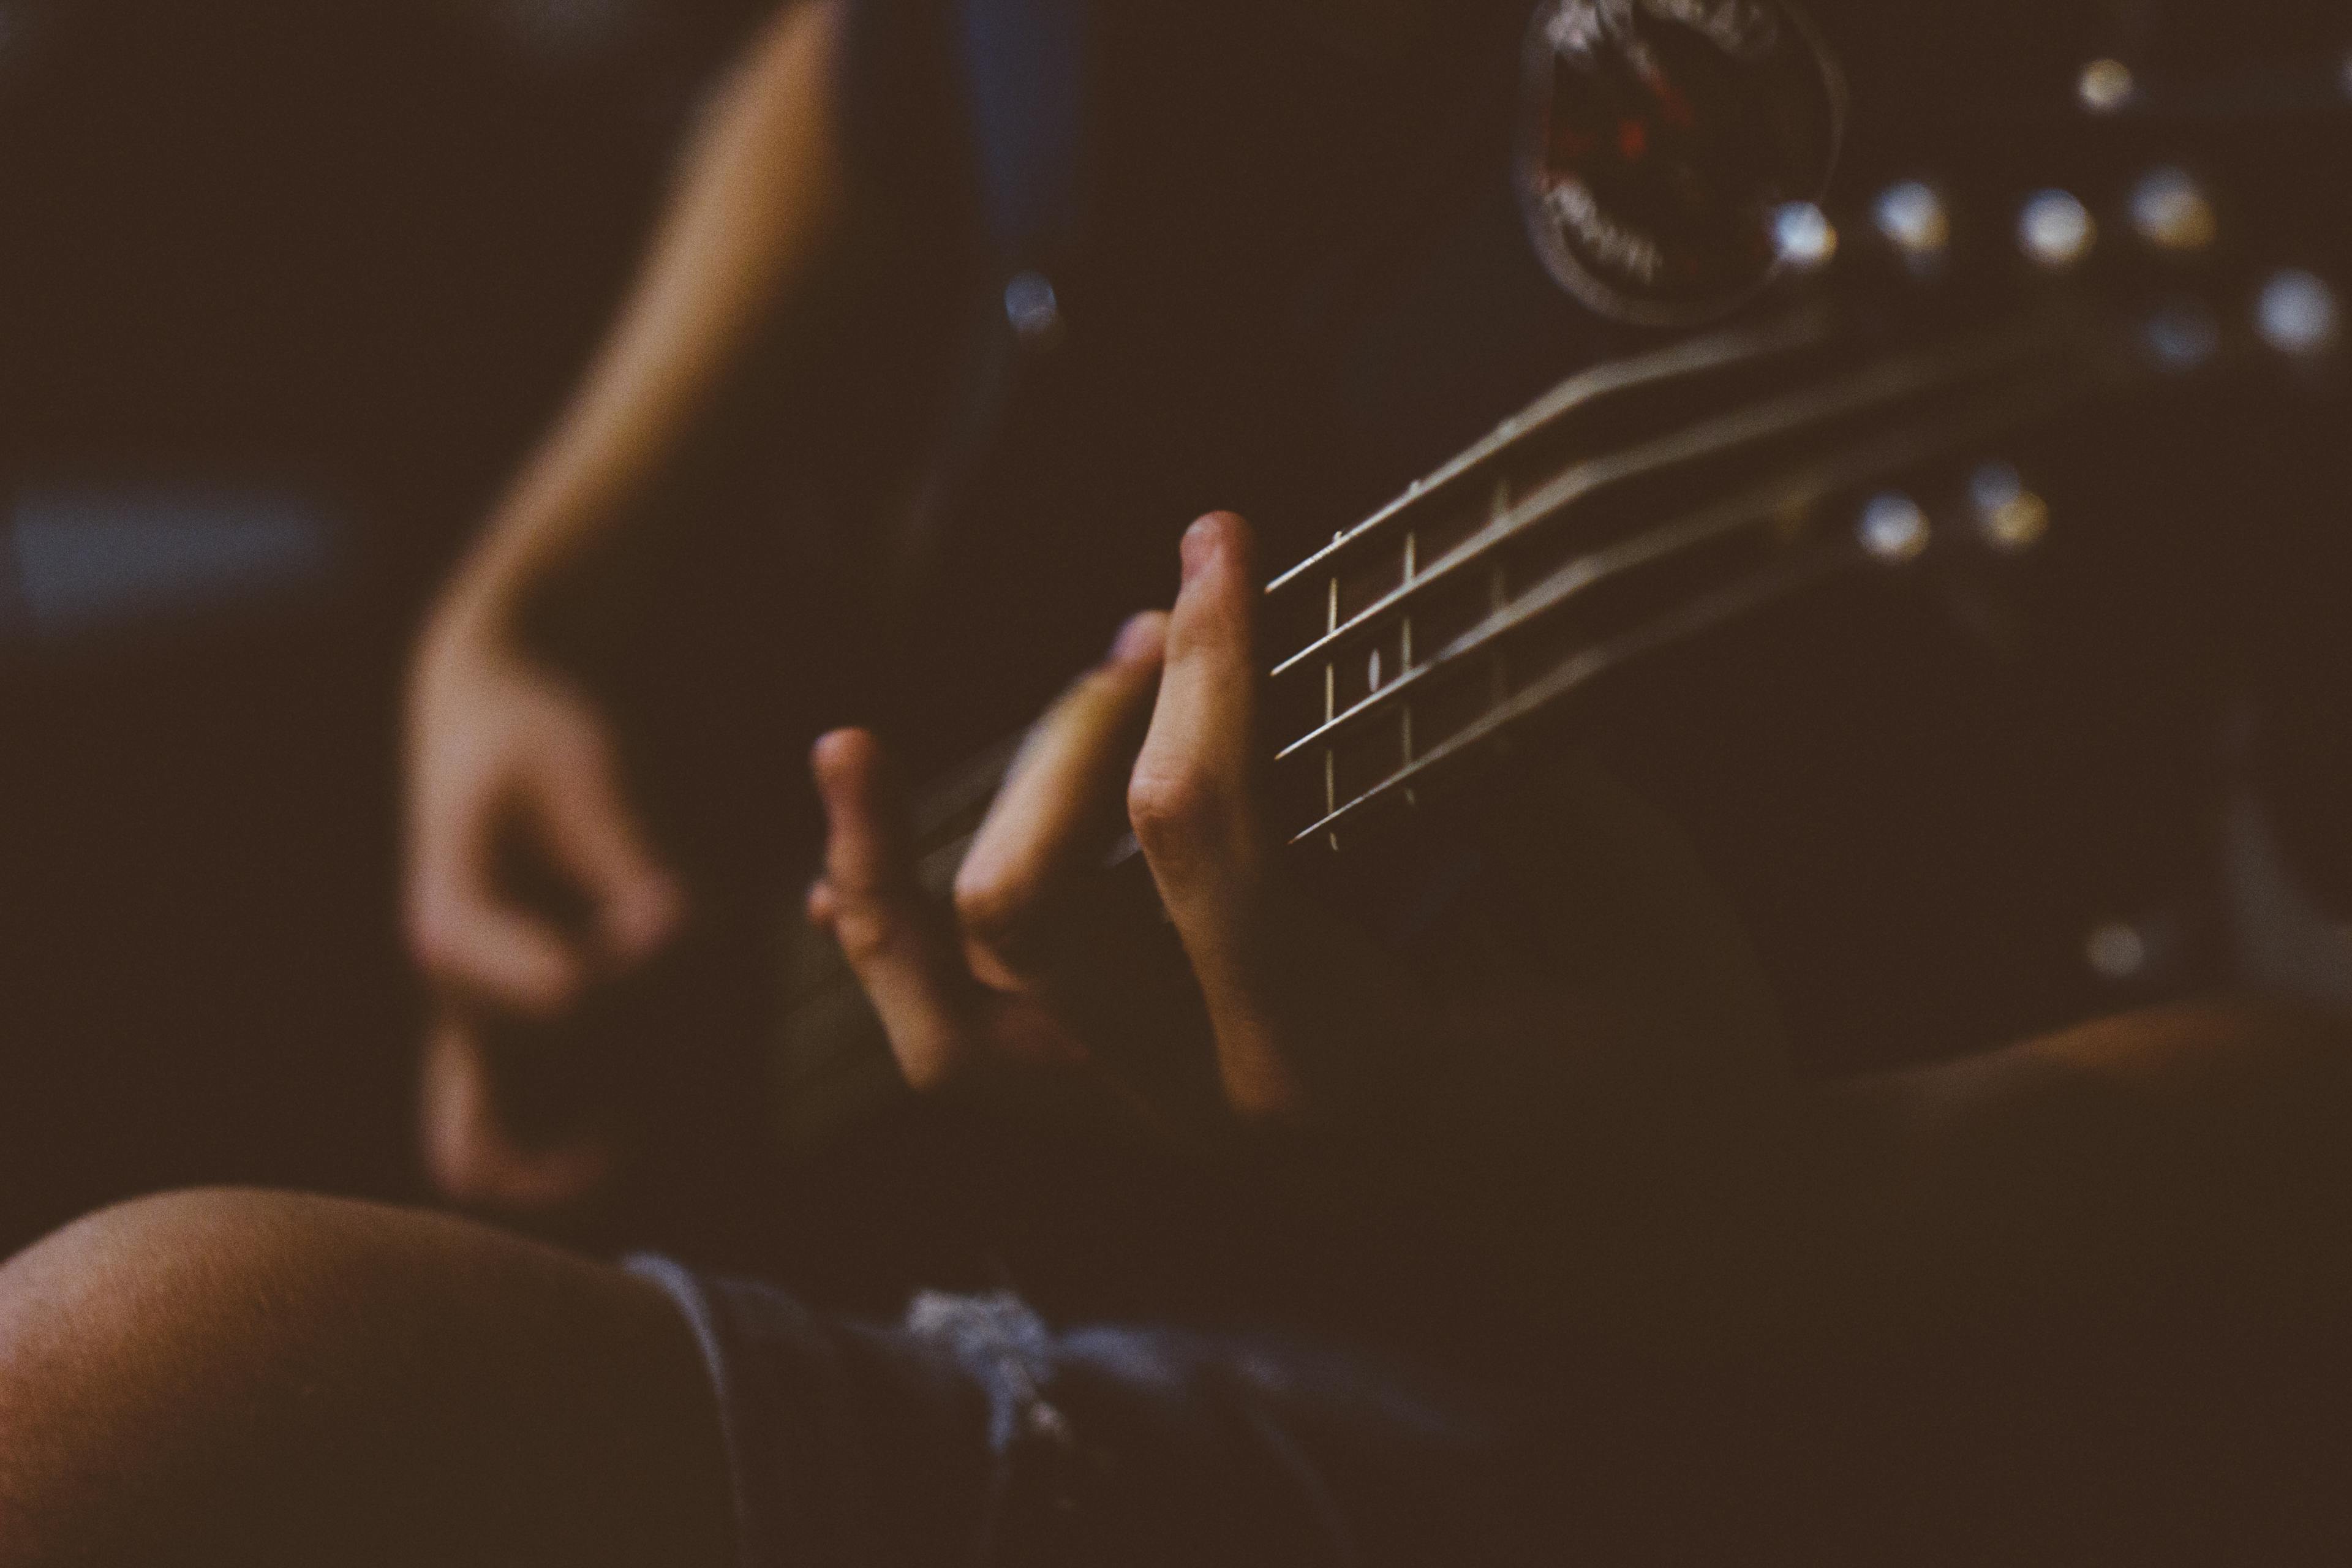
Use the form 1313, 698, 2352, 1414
1970, 463, 2049, 552
1874, 181, 1950, 263
1773, 202, 1838, 270
1004, 271, 1066, 352
1859, 492, 1930, 563
2078, 58, 2135, 114
2086, 921, 2148, 981
2129, 168, 2217, 252
2258, 270, 2340, 357
1367, 647, 1383, 692
2020, 190, 2096, 270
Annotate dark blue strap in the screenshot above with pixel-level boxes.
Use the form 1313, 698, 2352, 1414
955, 0, 1087, 270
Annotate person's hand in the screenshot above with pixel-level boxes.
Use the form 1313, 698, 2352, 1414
808, 512, 1418, 1129
405, 595, 684, 1209
407, 601, 684, 1015
417, 1012, 625, 1216
808, 512, 1824, 1354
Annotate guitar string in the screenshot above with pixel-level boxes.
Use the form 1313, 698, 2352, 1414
1279, 366, 2115, 846
1265, 304, 1838, 594
1273, 350, 2093, 769
1267, 314, 2056, 682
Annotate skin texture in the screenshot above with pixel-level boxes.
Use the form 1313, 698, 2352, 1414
408, 0, 851, 1213
0, 1193, 735, 1568
4, 518, 2351, 1558
799, 512, 2352, 1555
811, 513, 2352, 1363
809, 514, 1428, 1131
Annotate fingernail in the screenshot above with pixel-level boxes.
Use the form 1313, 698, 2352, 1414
1180, 516, 1223, 584
810, 731, 861, 799
1109, 612, 1165, 665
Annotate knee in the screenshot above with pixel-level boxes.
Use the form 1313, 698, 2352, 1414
1, 1188, 372, 1385
2, 1188, 301, 1388
6, 1182, 341, 1295
0, 1191, 380, 1561
0, 1189, 732, 1568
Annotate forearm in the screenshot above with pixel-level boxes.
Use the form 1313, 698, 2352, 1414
445, 0, 852, 625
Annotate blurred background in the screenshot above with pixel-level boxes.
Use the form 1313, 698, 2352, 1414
4, 0, 2349, 1284
0, 0, 775, 1255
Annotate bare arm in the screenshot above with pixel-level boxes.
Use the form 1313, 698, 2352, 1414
807, 512, 2352, 1365
409, 0, 861, 1209
439, 0, 850, 627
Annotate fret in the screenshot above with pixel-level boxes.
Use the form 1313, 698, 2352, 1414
1324, 538, 1341, 850
1268, 318, 2054, 686
779, 148, 2341, 1162
1487, 477, 1512, 726
1270, 362, 2094, 785
1267, 306, 1837, 597
1289, 545, 1852, 847
1258, 277, 2157, 851
1400, 527, 1417, 804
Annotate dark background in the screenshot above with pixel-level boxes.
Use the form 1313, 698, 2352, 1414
2, 0, 2349, 1276
0, 0, 774, 1256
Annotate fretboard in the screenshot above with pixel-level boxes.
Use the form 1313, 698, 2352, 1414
1259, 292, 2137, 852
775, 110, 2346, 1157
894, 262, 2264, 892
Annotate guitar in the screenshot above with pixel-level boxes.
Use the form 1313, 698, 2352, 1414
772, 104, 2351, 1159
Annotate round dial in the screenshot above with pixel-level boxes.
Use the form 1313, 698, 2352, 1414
1518, 0, 1845, 325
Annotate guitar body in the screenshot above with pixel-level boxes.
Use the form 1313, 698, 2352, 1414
766, 2, 2352, 1287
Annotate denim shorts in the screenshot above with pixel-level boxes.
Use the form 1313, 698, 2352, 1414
627, 1256, 1568, 1567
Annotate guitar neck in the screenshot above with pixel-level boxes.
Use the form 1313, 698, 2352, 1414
900, 279, 2279, 886
1259, 291, 2132, 853
775, 146, 2344, 1156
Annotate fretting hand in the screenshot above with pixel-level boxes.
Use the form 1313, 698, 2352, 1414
809, 512, 1423, 1128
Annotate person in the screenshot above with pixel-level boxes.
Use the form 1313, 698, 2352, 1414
9, 510, 2352, 1564
403, 0, 849, 1213
9, 0, 2352, 1562
402, 0, 2352, 1221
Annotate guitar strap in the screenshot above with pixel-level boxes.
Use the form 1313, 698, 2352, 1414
955, 0, 1089, 276
841, 0, 1093, 633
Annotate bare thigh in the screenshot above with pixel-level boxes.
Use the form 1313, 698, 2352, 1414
0, 1190, 736, 1568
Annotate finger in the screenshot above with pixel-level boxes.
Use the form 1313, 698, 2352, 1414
810, 729, 978, 1090
407, 818, 585, 1019
955, 612, 1167, 990
420, 1015, 619, 1215
1129, 514, 1265, 914
530, 720, 685, 962
1127, 513, 1303, 1118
